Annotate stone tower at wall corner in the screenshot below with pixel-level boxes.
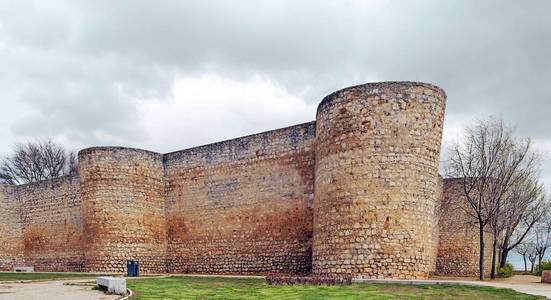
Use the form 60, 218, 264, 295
78, 147, 167, 273
312, 81, 447, 279
0, 81, 455, 280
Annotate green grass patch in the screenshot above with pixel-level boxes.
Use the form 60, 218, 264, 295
0, 272, 109, 281
126, 276, 545, 299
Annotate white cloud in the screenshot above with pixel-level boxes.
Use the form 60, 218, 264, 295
530, 139, 551, 189
531, 139, 551, 156
441, 114, 469, 147
138, 73, 316, 153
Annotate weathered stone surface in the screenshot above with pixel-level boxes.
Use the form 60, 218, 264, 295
435, 178, 494, 276
18, 176, 84, 272
79, 147, 167, 273
0, 177, 83, 272
313, 82, 446, 279
0, 81, 489, 280
164, 122, 315, 274
0, 184, 24, 270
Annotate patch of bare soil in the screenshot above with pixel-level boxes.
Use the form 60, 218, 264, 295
0, 279, 119, 300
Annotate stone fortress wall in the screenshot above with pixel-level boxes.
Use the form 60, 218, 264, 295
0, 185, 24, 268
15, 176, 84, 271
164, 122, 315, 275
0, 82, 490, 278
436, 178, 494, 276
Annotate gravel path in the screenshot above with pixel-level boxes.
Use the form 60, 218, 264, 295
357, 275, 551, 299
470, 275, 551, 299
0, 279, 119, 300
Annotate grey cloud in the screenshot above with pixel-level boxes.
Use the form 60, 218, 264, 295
0, 0, 550, 146
1, 0, 549, 269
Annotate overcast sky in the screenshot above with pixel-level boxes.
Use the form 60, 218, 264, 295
1, 0, 550, 184
1, 0, 550, 269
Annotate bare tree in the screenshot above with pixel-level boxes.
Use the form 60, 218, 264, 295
447, 117, 535, 280
528, 246, 538, 272
496, 175, 547, 271
534, 221, 551, 270
515, 241, 533, 272
489, 144, 542, 278
0, 140, 78, 185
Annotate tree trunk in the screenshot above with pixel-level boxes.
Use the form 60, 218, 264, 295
479, 225, 485, 280
498, 248, 502, 267
523, 255, 527, 273
491, 237, 497, 279
499, 249, 509, 269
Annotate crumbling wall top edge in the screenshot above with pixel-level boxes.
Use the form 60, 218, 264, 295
162, 120, 316, 160
78, 146, 162, 157
317, 81, 446, 115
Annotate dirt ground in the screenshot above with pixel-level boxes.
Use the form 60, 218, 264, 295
0, 279, 119, 300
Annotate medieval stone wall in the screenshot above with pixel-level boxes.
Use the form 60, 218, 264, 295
0, 184, 23, 270
0, 81, 501, 280
428, 176, 444, 274
313, 82, 446, 279
436, 178, 494, 276
164, 122, 315, 274
79, 147, 167, 273
16, 176, 84, 271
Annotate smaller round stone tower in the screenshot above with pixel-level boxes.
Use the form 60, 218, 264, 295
312, 82, 446, 279
79, 147, 167, 273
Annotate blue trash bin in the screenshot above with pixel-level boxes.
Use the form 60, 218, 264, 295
126, 260, 139, 277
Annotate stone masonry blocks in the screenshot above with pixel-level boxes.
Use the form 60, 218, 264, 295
0, 184, 24, 270
164, 122, 315, 274
313, 82, 446, 279
0, 81, 493, 280
436, 178, 494, 276
79, 147, 167, 273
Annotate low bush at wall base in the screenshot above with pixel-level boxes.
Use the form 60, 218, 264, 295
265, 273, 353, 286
498, 263, 515, 278
533, 261, 551, 276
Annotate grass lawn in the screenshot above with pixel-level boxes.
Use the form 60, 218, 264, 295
126, 276, 544, 299
0, 272, 108, 281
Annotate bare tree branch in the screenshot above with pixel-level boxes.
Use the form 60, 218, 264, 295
0, 140, 78, 185
446, 116, 539, 280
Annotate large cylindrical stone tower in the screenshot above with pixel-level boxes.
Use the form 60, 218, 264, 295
312, 82, 446, 279
79, 147, 167, 273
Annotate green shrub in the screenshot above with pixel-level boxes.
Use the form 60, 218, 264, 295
497, 263, 514, 278
534, 260, 551, 276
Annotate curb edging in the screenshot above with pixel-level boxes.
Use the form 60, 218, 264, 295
117, 288, 133, 299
